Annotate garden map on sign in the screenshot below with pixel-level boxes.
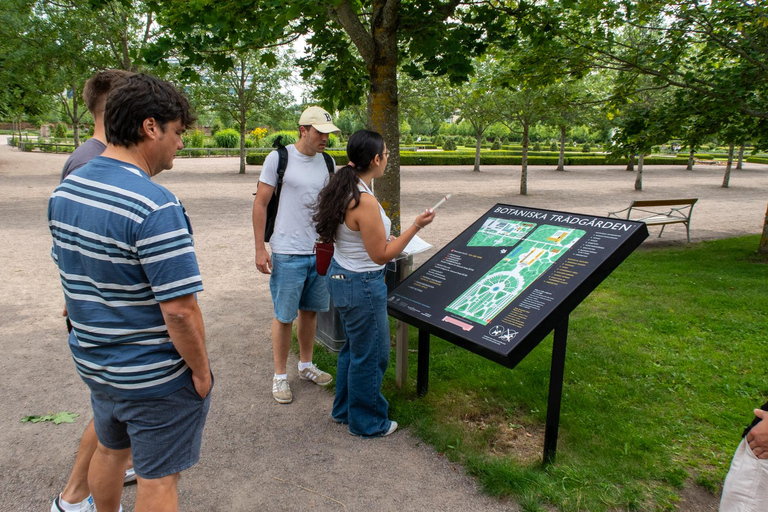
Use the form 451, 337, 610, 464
447, 219, 585, 325
387, 204, 648, 365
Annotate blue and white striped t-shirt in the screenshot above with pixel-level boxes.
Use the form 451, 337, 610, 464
48, 156, 204, 399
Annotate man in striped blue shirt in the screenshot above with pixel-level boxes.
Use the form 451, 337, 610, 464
48, 74, 211, 512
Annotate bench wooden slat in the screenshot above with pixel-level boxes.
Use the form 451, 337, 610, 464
629, 198, 698, 208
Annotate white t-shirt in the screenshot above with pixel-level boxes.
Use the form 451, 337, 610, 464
259, 144, 335, 254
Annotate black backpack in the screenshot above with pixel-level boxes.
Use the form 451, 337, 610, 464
260, 137, 335, 242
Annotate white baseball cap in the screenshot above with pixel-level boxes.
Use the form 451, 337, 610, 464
299, 106, 340, 133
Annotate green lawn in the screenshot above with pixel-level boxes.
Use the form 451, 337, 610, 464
312, 235, 768, 511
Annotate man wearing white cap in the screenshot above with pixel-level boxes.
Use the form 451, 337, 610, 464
253, 106, 340, 403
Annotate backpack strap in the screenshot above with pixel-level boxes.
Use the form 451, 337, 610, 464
322, 152, 335, 175
262, 144, 288, 243
275, 145, 288, 192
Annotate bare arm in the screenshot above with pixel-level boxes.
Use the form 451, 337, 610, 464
252, 183, 274, 274
349, 194, 435, 265
159, 294, 211, 398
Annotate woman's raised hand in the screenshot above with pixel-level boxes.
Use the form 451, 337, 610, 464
413, 208, 436, 230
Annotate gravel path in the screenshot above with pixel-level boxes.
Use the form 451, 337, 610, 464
2, 137, 765, 511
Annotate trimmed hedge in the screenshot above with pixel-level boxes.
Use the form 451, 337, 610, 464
746, 157, 768, 164
246, 150, 349, 166
245, 151, 691, 166
502, 145, 590, 153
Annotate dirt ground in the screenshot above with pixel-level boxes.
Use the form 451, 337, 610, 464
2, 136, 766, 511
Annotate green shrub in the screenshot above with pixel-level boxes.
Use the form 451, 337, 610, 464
442, 138, 457, 151
263, 131, 298, 148
54, 123, 67, 138
327, 133, 338, 148
433, 135, 444, 146
567, 155, 609, 165
581, 143, 591, 153
746, 156, 768, 164
246, 153, 267, 165
214, 128, 240, 148
182, 129, 205, 148
491, 140, 502, 150
550, 142, 558, 152
210, 120, 223, 136
533, 142, 542, 152
326, 150, 348, 165
641, 156, 690, 165
402, 133, 414, 145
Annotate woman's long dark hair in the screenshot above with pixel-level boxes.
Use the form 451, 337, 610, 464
314, 130, 385, 243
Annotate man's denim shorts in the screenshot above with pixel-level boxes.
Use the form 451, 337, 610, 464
270, 253, 330, 323
90, 375, 212, 480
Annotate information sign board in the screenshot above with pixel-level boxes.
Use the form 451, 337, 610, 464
387, 204, 649, 369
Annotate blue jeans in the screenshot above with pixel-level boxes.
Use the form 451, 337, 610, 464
327, 259, 393, 437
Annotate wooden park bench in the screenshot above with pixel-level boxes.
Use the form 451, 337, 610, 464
608, 198, 698, 242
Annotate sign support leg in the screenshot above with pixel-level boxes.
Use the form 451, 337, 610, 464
394, 257, 412, 389
417, 329, 430, 397
395, 321, 409, 389
543, 316, 568, 464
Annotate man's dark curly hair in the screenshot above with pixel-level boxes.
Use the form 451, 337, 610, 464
104, 74, 196, 147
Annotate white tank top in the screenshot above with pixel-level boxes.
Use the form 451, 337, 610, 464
333, 180, 391, 272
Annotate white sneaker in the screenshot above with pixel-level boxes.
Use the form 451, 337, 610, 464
51, 494, 95, 512
383, 421, 398, 437
298, 363, 333, 386
124, 467, 137, 485
272, 377, 292, 404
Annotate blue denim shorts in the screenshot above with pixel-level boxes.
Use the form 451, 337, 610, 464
270, 253, 330, 323
90, 375, 212, 479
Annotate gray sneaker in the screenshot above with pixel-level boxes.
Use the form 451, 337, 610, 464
299, 363, 333, 386
272, 377, 292, 404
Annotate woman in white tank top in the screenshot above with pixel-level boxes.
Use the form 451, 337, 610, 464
314, 130, 435, 437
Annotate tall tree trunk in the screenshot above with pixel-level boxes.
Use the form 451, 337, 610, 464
473, 132, 482, 172
72, 89, 80, 148
736, 142, 745, 170
239, 70, 247, 175
626, 154, 635, 171
686, 148, 695, 170
239, 114, 246, 174
760, 201, 768, 255
556, 125, 566, 171
520, 120, 529, 195
366, 28, 401, 233
722, 142, 734, 188
335, 0, 402, 232
634, 153, 644, 190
